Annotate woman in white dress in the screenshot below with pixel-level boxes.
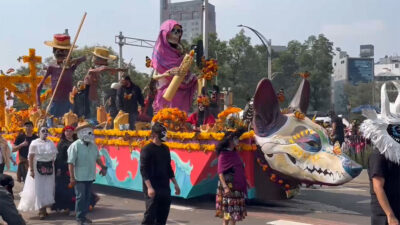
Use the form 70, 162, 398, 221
18, 126, 57, 219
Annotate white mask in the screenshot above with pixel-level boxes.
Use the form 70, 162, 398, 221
160, 130, 167, 142
77, 127, 95, 143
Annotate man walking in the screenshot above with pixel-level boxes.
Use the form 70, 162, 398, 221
13, 121, 38, 182
68, 122, 107, 225
140, 122, 180, 225
117, 75, 144, 130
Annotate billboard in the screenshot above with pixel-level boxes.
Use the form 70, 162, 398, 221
360, 45, 374, 58
348, 58, 374, 84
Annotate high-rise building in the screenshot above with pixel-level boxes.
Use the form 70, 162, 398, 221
160, 0, 216, 42
331, 47, 375, 113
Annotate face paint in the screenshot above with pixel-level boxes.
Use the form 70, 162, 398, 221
53, 48, 68, 61
198, 105, 205, 112
40, 128, 49, 140
77, 127, 95, 143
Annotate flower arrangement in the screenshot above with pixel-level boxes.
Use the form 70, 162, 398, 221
152, 108, 188, 131
197, 96, 210, 106
201, 58, 218, 81
215, 107, 244, 131
39, 89, 52, 103
6, 108, 30, 132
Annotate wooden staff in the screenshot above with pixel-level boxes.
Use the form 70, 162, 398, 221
45, 12, 87, 115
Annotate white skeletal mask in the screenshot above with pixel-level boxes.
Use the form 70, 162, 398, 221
77, 127, 95, 143
167, 26, 182, 45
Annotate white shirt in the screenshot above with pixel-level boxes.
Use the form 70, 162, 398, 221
29, 139, 57, 162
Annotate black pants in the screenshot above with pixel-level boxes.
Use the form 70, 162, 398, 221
0, 163, 5, 174
142, 193, 171, 225
129, 113, 137, 130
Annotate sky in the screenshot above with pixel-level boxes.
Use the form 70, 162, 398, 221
0, 0, 399, 74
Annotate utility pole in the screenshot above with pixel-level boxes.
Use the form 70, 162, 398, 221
117, 32, 124, 80
203, 0, 208, 59
114, 33, 156, 79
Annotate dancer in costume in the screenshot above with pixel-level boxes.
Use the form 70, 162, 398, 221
18, 126, 57, 220
37, 34, 86, 117
360, 81, 400, 225
187, 96, 215, 130
151, 20, 197, 113
215, 128, 247, 224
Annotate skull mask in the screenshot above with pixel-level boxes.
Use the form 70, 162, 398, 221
77, 127, 95, 143
167, 25, 182, 45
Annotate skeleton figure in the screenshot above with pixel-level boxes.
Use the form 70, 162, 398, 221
242, 97, 254, 130
253, 78, 362, 185
360, 81, 400, 164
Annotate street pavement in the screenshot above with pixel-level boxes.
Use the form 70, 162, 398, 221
2, 170, 371, 225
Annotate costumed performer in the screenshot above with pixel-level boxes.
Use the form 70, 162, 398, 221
187, 95, 215, 130
37, 33, 86, 117
151, 20, 197, 113
360, 82, 400, 225
18, 126, 57, 220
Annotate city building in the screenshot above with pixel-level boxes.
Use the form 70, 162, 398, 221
331, 46, 375, 114
160, 0, 216, 42
375, 55, 400, 80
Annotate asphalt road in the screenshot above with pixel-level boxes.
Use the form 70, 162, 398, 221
1, 170, 371, 225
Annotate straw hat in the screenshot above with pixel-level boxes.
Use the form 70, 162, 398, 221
93, 47, 117, 61
75, 121, 94, 132
44, 34, 77, 49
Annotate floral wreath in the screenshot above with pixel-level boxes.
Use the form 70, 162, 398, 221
197, 96, 210, 107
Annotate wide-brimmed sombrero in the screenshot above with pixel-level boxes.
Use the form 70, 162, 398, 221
93, 47, 117, 61
44, 34, 77, 49
75, 121, 94, 132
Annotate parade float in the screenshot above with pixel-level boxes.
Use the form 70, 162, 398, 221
3, 48, 362, 201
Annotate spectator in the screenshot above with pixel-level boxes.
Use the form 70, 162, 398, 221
140, 122, 180, 225
329, 110, 345, 146
0, 176, 26, 225
104, 82, 121, 120
12, 121, 38, 182
117, 75, 145, 130
0, 135, 15, 174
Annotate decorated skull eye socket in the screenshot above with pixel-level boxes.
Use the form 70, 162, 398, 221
387, 124, 400, 143
291, 130, 322, 153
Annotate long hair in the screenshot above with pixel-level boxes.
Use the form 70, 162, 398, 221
216, 128, 246, 156
60, 127, 77, 142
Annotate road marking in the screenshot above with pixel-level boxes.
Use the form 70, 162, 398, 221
96, 193, 106, 196
357, 199, 370, 204
170, 204, 194, 211
267, 220, 313, 225
302, 187, 366, 192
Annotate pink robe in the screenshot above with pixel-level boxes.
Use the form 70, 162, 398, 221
151, 19, 197, 113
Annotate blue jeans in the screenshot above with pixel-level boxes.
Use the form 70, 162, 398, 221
50, 100, 71, 118
75, 181, 93, 222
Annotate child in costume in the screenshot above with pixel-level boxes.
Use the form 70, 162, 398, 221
37, 34, 86, 117
151, 20, 197, 113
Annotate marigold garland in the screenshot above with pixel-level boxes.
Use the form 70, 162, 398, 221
152, 108, 187, 131
200, 58, 218, 81
218, 107, 242, 119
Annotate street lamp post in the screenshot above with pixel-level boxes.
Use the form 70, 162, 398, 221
237, 24, 272, 80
